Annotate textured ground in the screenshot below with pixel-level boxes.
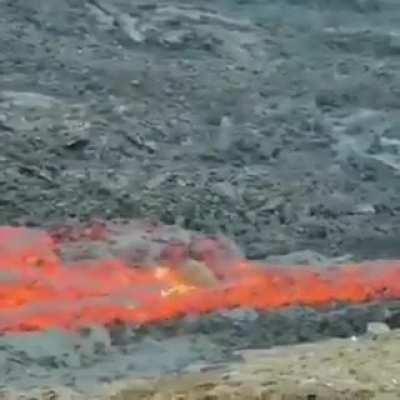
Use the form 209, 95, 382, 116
110, 328, 400, 400
1, 0, 400, 397
1, 0, 400, 261
115, 327, 400, 400
0, 300, 399, 393
4, 326, 400, 400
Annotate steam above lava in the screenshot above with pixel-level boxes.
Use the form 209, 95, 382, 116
0, 221, 399, 333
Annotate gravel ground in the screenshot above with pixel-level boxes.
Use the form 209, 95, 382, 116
2, 0, 400, 395
0, 301, 399, 394
2, 0, 400, 261
104, 327, 400, 400
5, 325, 400, 400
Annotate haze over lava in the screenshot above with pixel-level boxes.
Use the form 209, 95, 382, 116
0, 220, 399, 333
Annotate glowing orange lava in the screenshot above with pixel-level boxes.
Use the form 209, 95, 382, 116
0, 225, 400, 333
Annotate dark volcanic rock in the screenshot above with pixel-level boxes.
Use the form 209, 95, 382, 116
1, 0, 400, 393
0, 0, 400, 261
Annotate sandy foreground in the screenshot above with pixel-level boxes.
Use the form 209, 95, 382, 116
2, 328, 398, 400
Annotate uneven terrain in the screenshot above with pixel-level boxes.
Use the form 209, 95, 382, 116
2, 0, 400, 260
1, 0, 400, 397
104, 327, 400, 400
4, 326, 400, 400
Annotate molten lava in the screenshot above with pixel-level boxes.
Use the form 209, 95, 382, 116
0, 225, 400, 333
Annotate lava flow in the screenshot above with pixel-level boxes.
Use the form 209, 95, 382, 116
0, 224, 400, 333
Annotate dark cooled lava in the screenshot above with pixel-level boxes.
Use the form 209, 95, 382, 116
1, 221, 400, 333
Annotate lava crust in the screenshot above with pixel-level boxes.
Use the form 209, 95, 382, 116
1, 221, 400, 333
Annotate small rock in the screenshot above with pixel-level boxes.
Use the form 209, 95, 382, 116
298, 219, 328, 240
88, 3, 115, 30
353, 203, 375, 215
262, 196, 284, 212
215, 116, 234, 152
117, 14, 145, 43
366, 322, 390, 337
321, 193, 354, 217
245, 241, 270, 260
178, 259, 220, 288
212, 181, 238, 202
109, 323, 131, 347
78, 325, 112, 357
0, 91, 60, 109
161, 30, 191, 49
64, 136, 90, 150
315, 89, 341, 109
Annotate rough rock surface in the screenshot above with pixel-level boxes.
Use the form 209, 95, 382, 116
2, 0, 400, 396
0, 301, 399, 393
4, 327, 400, 399
2, 0, 400, 261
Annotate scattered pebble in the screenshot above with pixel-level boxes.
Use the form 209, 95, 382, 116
366, 322, 391, 337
